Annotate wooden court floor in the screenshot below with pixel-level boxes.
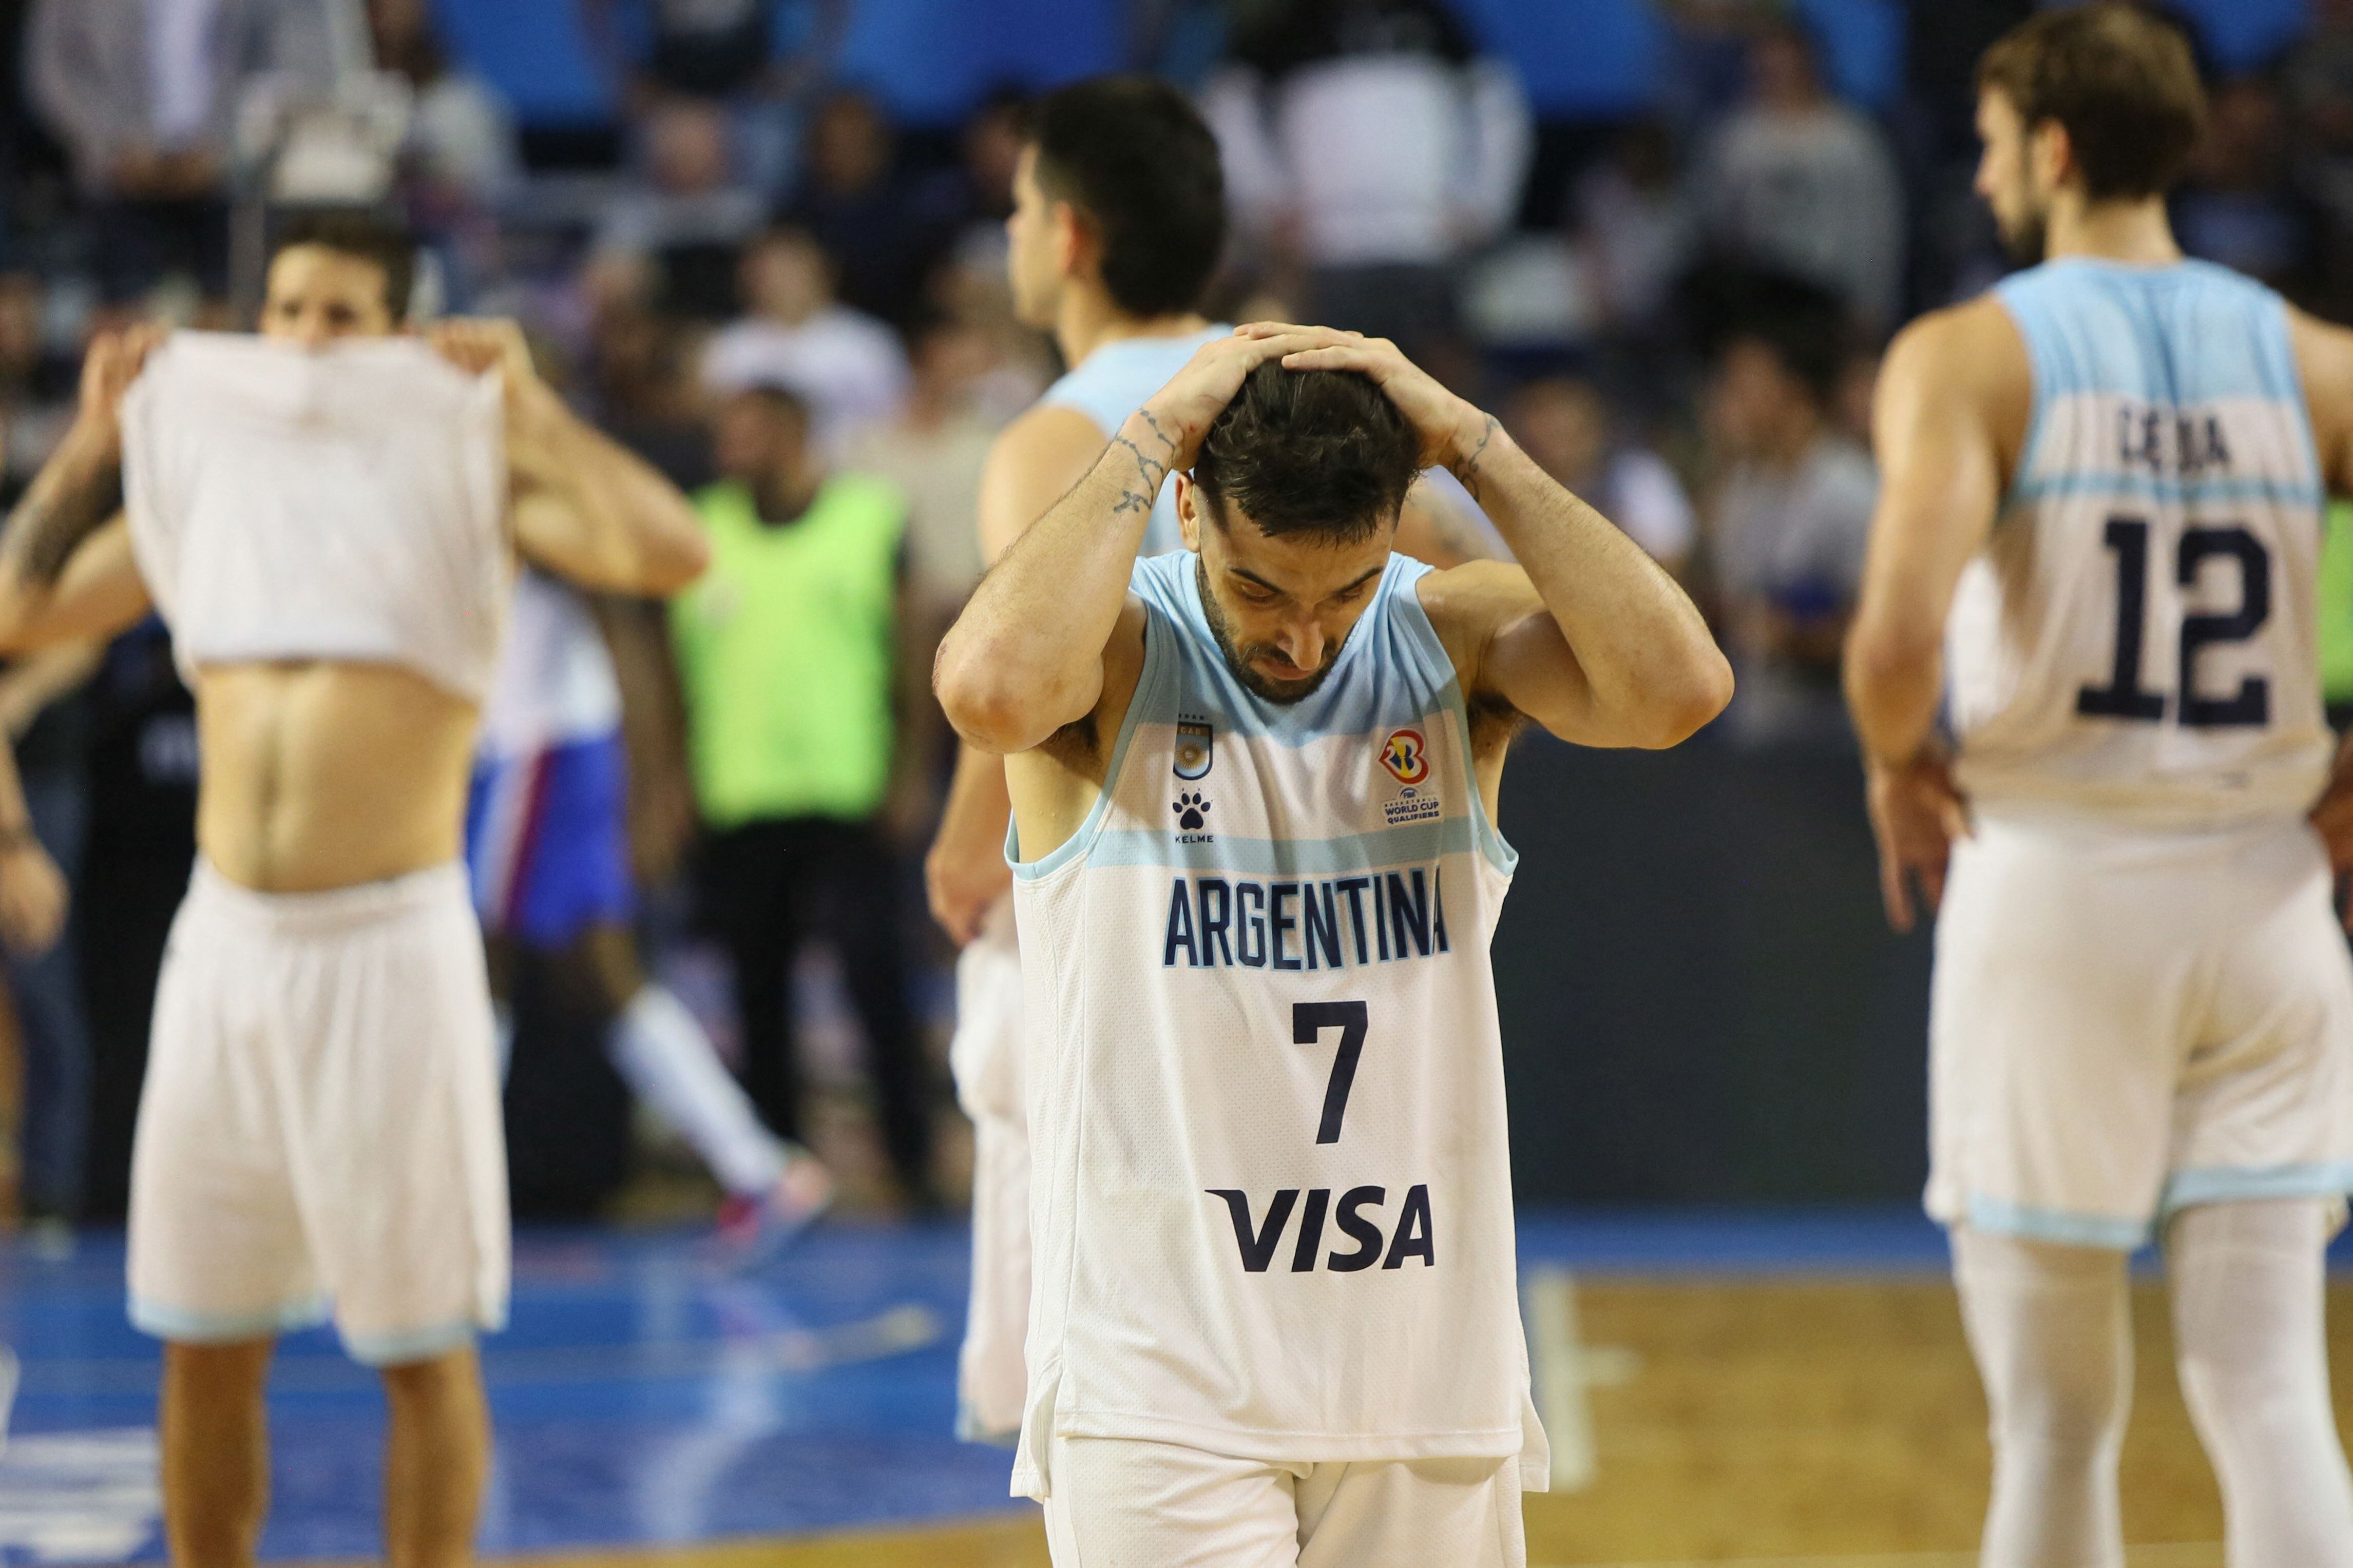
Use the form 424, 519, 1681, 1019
485, 1275, 2353, 1567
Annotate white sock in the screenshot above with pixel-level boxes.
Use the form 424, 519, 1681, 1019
607, 984, 788, 1197
1952, 1225, 2132, 1568
2167, 1198, 2353, 1568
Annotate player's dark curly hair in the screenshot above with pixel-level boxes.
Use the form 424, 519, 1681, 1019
1192, 364, 1420, 546
1028, 76, 1226, 318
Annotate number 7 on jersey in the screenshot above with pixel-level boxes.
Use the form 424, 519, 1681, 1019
1296, 1000, 1369, 1144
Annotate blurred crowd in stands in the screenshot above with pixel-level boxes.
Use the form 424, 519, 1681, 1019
0, 0, 2347, 1241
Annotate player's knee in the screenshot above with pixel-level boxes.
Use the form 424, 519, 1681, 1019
163, 1338, 275, 1399
378, 1344, 483, 1408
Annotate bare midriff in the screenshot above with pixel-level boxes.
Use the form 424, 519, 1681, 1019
193, 662, 481, 893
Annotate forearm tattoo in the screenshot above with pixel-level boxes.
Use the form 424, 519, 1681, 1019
1109, 411, 1179, 518
4, 449, 122, 587
1451, 415, 1501, 502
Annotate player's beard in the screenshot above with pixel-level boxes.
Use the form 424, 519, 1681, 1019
1997, 205, 2049, 267
1996, 150, 2049, 266
1196, 556, 1342, 705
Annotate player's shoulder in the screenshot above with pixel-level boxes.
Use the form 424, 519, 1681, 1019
1884, 294, 2027, 392
1412, 557, 1535, 665
2284, 301, 2353, 403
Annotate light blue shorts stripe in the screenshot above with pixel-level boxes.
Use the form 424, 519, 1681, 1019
1955, 1164, 2353, 1250
342, 1318, 486, 1367
129, 1294, 332, 1344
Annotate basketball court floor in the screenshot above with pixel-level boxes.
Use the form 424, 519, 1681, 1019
4, 1210, 2344, 1566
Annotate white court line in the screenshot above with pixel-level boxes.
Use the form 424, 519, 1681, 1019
1521, 1267, 1638, 1493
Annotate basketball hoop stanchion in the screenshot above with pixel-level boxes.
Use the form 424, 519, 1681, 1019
228, 0, 413, 323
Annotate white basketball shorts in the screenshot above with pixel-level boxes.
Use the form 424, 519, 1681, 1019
1042, 1434, 1525, 1568
128, 861, 509, 1364
949, 899, 1029, 1444
1927, 807, 2353, 1248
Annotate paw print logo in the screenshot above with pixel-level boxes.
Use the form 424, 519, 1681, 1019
1173, 792, 1211, 831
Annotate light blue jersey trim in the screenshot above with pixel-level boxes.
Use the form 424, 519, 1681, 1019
1961, 1194, 2149, 1250
130, 1294, 332, 1343
1142, 552, 1440, 748
2163, 1162, 2353, 1213
1007, 604, 1176, 882
344, 1317, 488, 1367
1994, 256, 2320, 518
2011, 473, 2323, 509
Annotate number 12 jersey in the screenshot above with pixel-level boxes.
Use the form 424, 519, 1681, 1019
1006, 551, 1547, 1500
1951, 257, 2331, 827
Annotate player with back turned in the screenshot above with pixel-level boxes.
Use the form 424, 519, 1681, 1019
1849, 7, 2353, 1564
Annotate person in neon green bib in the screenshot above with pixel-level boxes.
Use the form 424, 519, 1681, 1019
670, 381, 941, 1210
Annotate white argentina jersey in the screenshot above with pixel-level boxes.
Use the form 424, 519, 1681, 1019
1951, 258, 2330, 825
1041, 324, 1230, 555
1007, 550, 1545, 1499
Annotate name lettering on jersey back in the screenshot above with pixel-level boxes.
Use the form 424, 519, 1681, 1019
1162, 866, 1451, 970
1207, 1185, 1437, 1273
2117, 403, 2232, 477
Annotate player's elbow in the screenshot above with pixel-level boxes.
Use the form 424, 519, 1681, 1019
637, 526, 710, 597
1633, 642, 1735, 749
934, 646, 1050, 755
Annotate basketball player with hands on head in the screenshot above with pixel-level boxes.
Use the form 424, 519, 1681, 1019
0, 212, 709, 1568
935, 322, 1729, 1563
924, 73, 1488, 1448
1849, 7, 2353, 1564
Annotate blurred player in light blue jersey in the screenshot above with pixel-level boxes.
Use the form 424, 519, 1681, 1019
1850, 7, 2353, 1563
469, 568, 831, 1247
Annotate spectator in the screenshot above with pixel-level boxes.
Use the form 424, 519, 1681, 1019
1698, 19, 1904, 329
589, 303, 717, 493
2176, 73, 2317, 293
671, 384, 939, 1210
578, 0, 847, 195
1573, 119, 1701, 342
841, 314, 995, 642
1203, 0, 1533, 356
701, 225, 909, 450
1507, 375, 1696, 578
27, 0, 336, 302
1702, 289, 1876, 749
370, 0, 520, 220
929, 87, 1031, 293
780, 88, 941, 325
591, 98, 767, 320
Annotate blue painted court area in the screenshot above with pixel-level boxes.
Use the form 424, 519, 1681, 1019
1, 1207, 2343, 1562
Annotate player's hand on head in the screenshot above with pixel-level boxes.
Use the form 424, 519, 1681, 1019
1139, 328, 1329, 474
1244, 322, 1489, 474
0, 837, 67, 957
1864, 746, 1969, 934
